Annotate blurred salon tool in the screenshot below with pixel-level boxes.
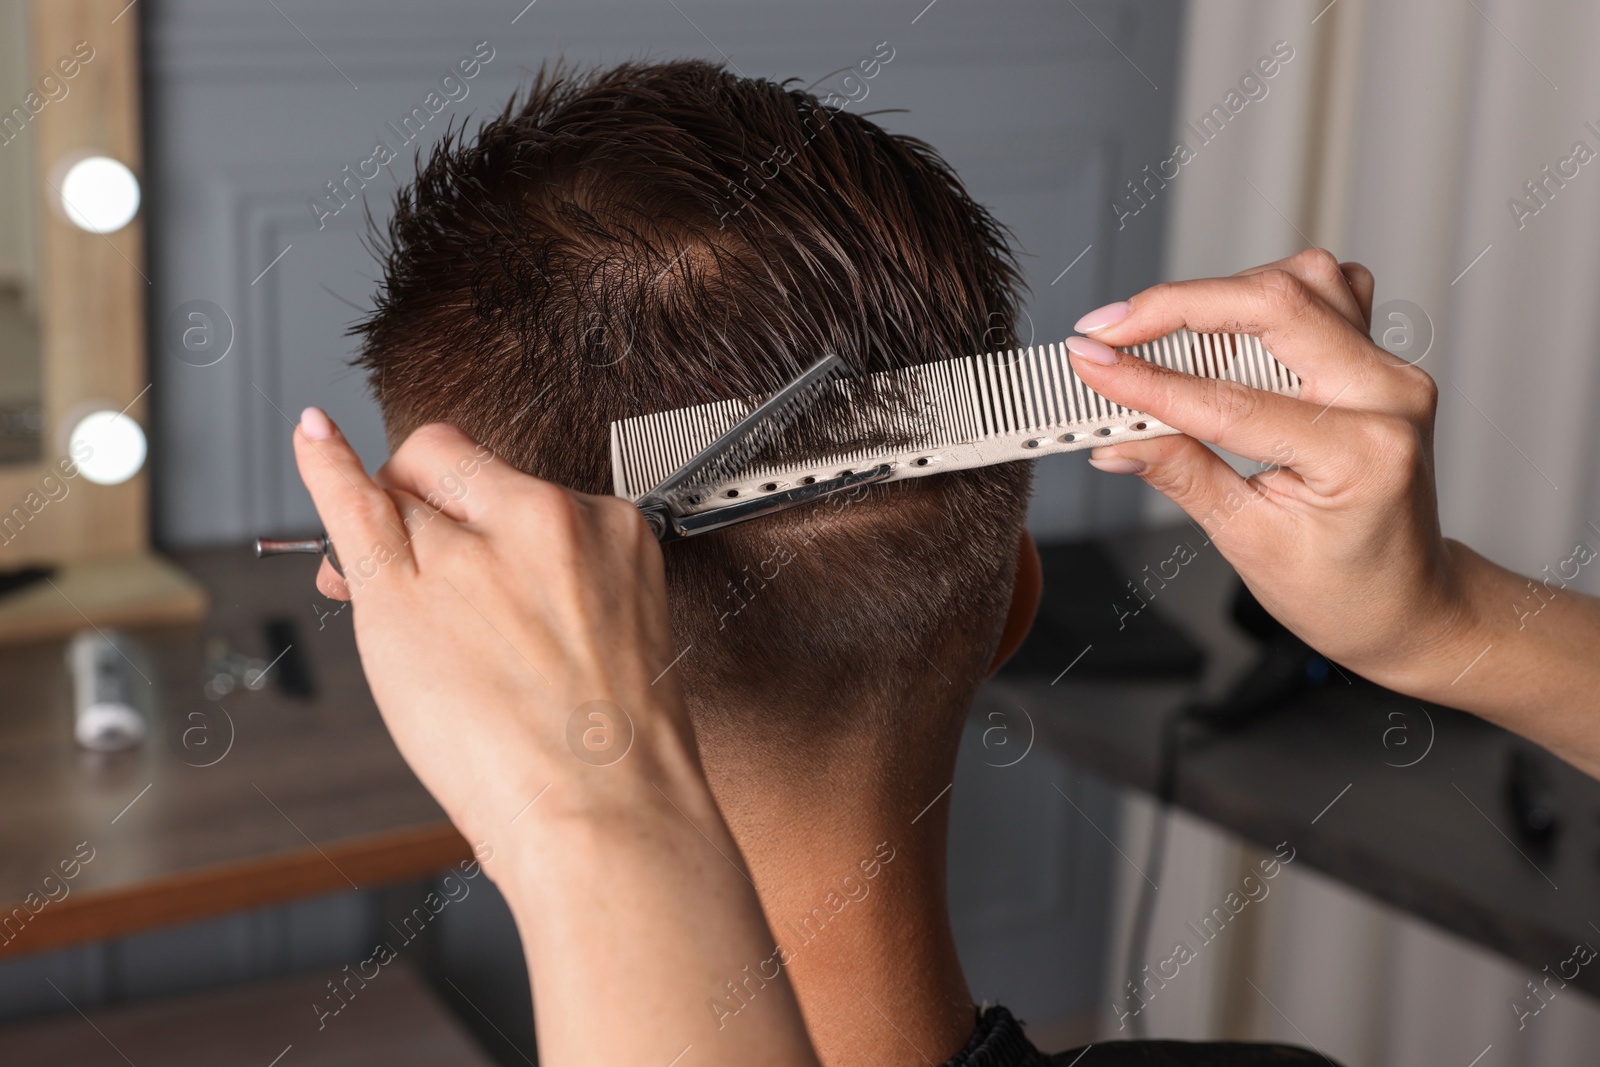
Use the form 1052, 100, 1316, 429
201, 619, 313, 700
202, 631, 265, 702
1187, 580, 1330, 726
262, 616, 314, 698
612, 331, 1298, 539
67, 629, 146, 752
0, 564, 53, 600
1505, 747, 1562, 845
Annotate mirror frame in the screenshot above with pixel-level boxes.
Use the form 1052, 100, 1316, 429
0, 0, 146, 569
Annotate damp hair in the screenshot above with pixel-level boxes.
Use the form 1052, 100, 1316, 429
353, 59, 1033, 732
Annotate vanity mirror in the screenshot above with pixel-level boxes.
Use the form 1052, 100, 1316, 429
0, 0, 204, 641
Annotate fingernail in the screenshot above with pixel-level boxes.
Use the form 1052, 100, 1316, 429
1074, 300, 1131, 333
1065, 336, 1120, 366
300, 406, 334, 441
1088, 456, 1146, 475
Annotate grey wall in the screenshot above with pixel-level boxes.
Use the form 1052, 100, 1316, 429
0, 0, 1185, 1057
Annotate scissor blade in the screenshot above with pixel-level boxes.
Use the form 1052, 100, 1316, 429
640, 353, 846, 509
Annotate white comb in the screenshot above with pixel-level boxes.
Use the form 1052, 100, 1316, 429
611, 330, 1299, 516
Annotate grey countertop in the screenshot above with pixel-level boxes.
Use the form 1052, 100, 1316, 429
989, 523, 1600, 999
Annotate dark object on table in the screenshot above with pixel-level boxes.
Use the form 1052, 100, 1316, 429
1505, 747, 1561, 845
1000, 540, 1205, 681
0, 564, 52, 600
1002, 523, 1600, 1001
262, 616, 315, 699
1187, 580, 1332, 727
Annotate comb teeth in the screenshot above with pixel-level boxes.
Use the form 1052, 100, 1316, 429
662, 367, 841, 508
611, 330, 1300, 510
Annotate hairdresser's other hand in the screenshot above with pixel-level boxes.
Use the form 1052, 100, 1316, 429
292, 411, 689, 848
1065, 249, 1466, 695
291, 411, 820, 1067
1066, 249, 1600, 779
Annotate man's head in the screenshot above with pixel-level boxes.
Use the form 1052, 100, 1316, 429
355, 60, 1032, 758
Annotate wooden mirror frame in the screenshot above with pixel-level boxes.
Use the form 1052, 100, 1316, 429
0, 0, 204, 640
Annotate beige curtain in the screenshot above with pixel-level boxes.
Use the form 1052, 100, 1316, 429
1112, 0, 1600, 1062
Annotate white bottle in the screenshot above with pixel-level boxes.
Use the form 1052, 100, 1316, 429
67, 630, 146, 751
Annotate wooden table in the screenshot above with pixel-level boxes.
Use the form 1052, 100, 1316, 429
0, 962, 495, 1065
0, 544, 468, 959
995, 525, 1600, 999
5, 530, 1598, 1006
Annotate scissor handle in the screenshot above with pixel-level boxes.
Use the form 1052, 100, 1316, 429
255, 535, 344, 577
642, 463, 893, 544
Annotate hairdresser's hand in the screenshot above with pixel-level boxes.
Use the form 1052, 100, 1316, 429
1064, 249, 1468, 693
292, 411, 819, 1067
293, 410, 691, 847
1066, 249, 1600, 779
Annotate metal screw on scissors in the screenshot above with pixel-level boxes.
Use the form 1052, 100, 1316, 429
255, 535, 344, 577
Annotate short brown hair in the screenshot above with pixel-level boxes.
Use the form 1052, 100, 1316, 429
354, 60, 1032, 729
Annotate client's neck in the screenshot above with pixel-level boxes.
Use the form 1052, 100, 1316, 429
697, 703, 976, 1067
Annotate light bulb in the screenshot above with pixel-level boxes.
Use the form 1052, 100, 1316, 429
69, 410, 147, 486
59, 156, 140, 234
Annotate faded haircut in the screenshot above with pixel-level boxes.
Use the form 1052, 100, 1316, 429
354, 59, 1032, 731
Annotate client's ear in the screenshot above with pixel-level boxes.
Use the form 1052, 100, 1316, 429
986, 529, 1042, 678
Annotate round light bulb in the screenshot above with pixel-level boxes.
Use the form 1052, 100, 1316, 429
59, 156, 141, 234
69, 410, 147, 486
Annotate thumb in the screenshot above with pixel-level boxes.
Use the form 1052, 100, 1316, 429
1341, 261, 1375, 331
292, 407, 414, 593
1090, 433, 1260, 545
